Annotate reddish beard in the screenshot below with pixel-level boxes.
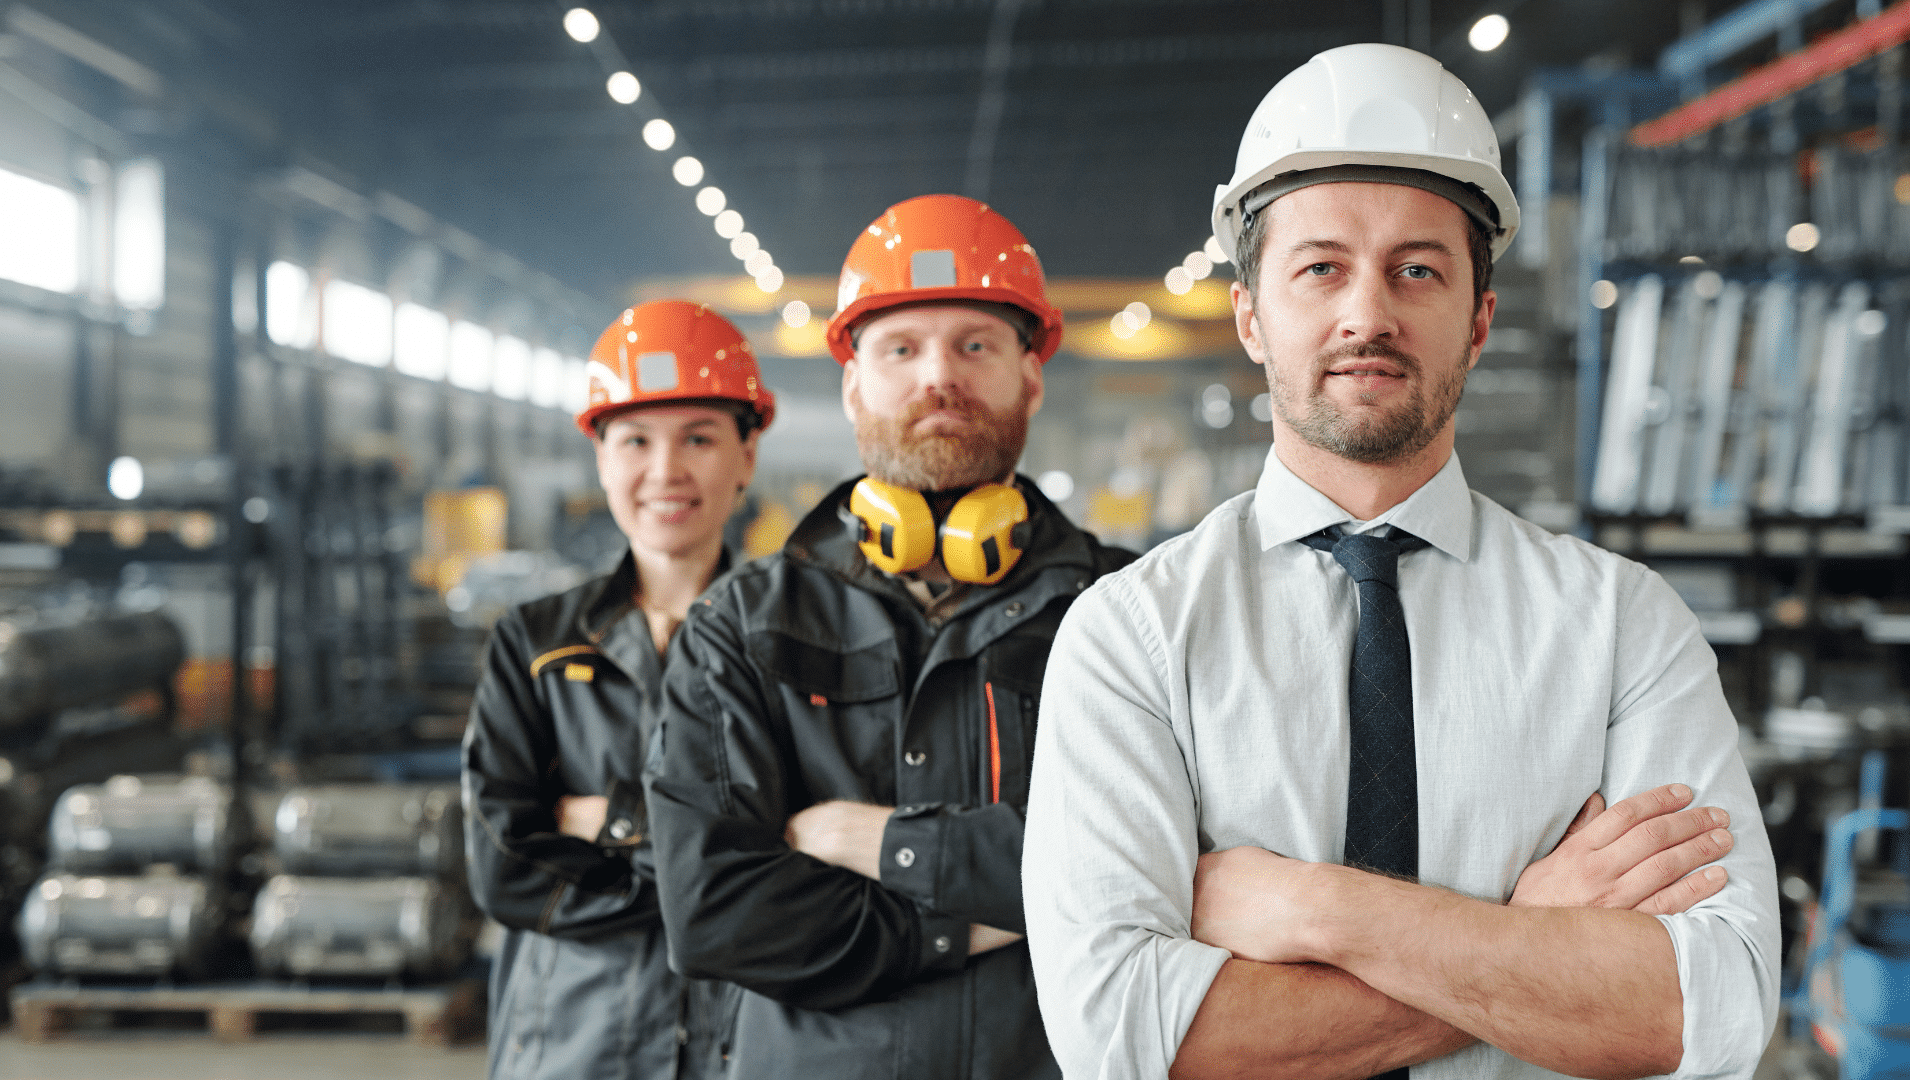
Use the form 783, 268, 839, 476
855, 382, 1031, 492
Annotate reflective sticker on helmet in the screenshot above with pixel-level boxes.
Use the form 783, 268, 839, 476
910, 249, 957, 289
585, 359, 631, 403
837, 269, 865, 312
637, 351, 679, 392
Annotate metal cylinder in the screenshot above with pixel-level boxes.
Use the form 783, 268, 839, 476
48, 775, 231, 875
272, 784, 462, 879
0, 612, 186, 732
248, 875, 467, 980
15, 872, 213, 977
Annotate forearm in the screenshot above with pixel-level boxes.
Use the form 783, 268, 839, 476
1319, 870, 1681, 1079
1171, 959, 1472, 1080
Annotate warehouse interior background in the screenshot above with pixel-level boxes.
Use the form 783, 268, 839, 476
3, 0, 1910, 1074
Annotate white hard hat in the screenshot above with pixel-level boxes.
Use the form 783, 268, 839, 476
1212, 43, 1519, 262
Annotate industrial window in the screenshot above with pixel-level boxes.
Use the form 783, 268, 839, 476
492, 335, 531, 400
0, 165, 80, 294
529, 348, 565, 409
265, 262, 316, 348
393, 302, 448, 380
447, 320, 493, 392
112, 159, 164, 311
322, 278, 393, 367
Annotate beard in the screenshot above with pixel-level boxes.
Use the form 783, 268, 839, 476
854, 381, 1031, 492
1267, 333, 1469, 466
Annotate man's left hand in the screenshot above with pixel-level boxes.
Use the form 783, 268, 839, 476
785, 800, 894, 880
1190, 847, 1330, 964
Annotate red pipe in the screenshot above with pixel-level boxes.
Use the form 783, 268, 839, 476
1632, 1, 1910, 147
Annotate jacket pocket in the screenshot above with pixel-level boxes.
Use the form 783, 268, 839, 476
746, 630, 903, 805
747, 630, 898, 703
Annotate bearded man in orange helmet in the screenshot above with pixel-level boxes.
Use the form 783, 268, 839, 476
643, 195, 1133, 1079
464, 301, 773, 1080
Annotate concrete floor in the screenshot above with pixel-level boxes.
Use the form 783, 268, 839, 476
0, 1032, 486, 1079
0, 1028, 1794, 1079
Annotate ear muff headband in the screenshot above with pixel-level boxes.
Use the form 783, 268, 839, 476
844, 478, 1032, 585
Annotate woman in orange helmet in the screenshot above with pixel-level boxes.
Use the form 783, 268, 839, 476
462, 300, 774, 1080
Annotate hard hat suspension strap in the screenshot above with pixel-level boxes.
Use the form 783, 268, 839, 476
1240, 164, 1502, 238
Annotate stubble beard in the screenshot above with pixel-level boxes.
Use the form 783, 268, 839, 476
1267, 332, 1470, 466
854, 381, 1031, 492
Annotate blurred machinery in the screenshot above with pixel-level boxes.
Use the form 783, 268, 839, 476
47, 775, 232, 876
16, 872, 214, 980
270, 784, 461, 879
0, 607, 193, 998
0, 612, 185, 741
249, 877, 467, 982
1794, 751, 1910, 1078
249, 784, 473, 982
14, 775, 232, 981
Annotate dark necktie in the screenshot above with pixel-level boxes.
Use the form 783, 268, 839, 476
1305, 526, 1427, 1080
1303, 526, 1429, 877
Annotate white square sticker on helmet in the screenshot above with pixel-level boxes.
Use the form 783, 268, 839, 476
637, 351, 679, 392
909, 249, 957, 289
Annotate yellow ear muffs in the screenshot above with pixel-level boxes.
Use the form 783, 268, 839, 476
939, 484, 1030, 586
845, 477, 937, 575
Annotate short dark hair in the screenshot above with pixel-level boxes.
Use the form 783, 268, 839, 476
1233, 194, 1494, 313
593, 398, 761, 441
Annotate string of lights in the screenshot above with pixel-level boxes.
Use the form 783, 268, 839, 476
1110, 235, 1230, 341
563, 6, 785, 296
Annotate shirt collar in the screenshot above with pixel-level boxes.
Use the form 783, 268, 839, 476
1252, 445, 1474, 561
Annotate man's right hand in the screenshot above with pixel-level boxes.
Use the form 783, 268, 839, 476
1510, 783, 1732, 914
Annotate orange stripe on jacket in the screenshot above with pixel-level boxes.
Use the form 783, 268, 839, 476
985, 682, 1001, 805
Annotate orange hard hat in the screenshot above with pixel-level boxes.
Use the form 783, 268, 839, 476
825, 194, 1064, 365
575, 300, 776, 437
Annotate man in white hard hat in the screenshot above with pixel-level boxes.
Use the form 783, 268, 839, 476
1022, 43, 1778, 1080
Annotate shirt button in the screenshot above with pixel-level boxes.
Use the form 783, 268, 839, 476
1075, 578, 1088, 591
933, 935, 951, 953
607, 819, 633, 840
904, 751, 927, 766
1004, 601, 1024, 617
675, 1024, 689, 1045
895, 847, 916, 868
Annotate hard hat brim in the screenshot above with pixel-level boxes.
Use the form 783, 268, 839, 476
1212, 149, 1521, 266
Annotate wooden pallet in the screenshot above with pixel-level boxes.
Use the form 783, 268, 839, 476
8, 979, 484, 1046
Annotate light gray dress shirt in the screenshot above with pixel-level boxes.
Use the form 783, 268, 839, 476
1023, 448, 1780, 1080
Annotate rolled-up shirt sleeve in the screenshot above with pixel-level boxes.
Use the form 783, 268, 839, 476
1605, 567, 1781, 1077
1023, 575, 1230, 1080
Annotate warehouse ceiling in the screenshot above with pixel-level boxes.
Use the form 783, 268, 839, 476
24, 0, 1812, 302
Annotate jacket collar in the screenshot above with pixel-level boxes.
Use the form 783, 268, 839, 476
1251, 445, 1474, 561
579, 545, 734, 645
785, 473, 1099, 598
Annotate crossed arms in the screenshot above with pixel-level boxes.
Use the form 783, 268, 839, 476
1175, 786, 1730, 1079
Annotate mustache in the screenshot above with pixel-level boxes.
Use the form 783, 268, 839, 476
1319, 338, 1422, 373
898, 387, 987, 427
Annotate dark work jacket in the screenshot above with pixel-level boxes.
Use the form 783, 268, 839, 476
463, 551, 739, 1080
645, 477, 1134, 1080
